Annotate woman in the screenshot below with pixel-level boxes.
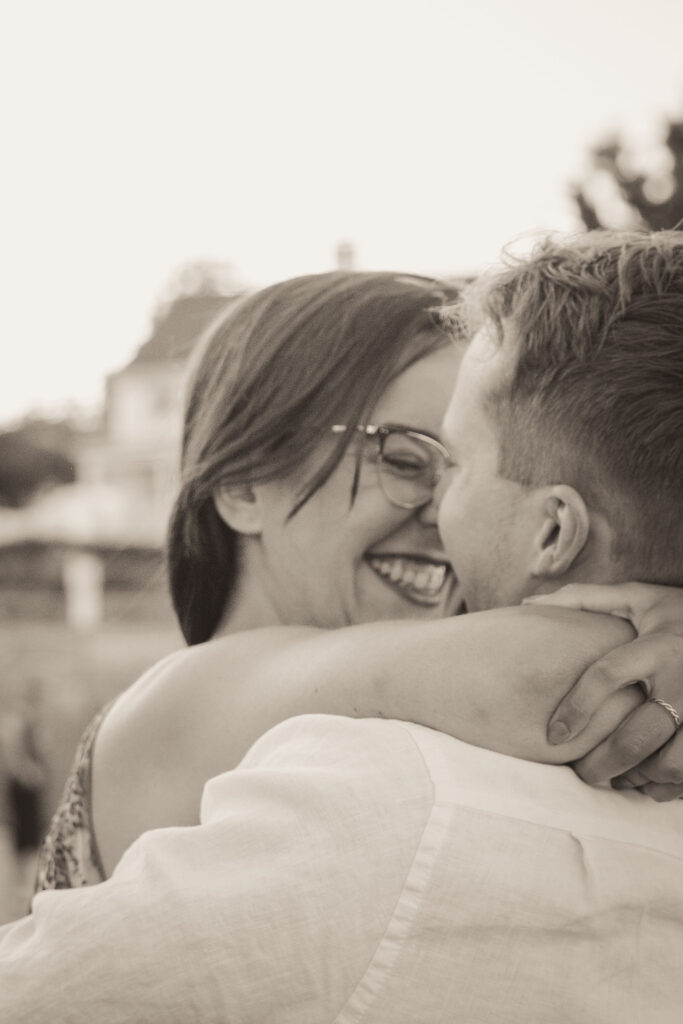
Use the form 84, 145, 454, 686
35, 269, 679, 889
36, 270, 465, 887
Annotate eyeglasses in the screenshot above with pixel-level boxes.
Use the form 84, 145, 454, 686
331, 423, 453, 509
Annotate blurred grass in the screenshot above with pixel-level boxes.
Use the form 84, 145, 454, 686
0, 608, 181, 924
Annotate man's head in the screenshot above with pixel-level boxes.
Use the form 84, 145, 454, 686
437, 230, 683, 612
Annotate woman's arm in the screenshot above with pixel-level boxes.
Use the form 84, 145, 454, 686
247, 604, 642, 765
92, 604, 640, 875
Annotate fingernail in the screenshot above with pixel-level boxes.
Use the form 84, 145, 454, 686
548, 721, 571, 744
612, 779, 634, 791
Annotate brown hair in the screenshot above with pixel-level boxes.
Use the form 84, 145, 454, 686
455, 230, 683, 583
168, 271, 462, 644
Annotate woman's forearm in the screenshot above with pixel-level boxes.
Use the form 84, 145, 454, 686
249, 605, 642, 764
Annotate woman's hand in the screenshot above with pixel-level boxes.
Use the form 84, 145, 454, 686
525, 583, 683, 799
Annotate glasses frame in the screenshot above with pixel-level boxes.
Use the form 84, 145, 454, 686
331, 423, 453, 509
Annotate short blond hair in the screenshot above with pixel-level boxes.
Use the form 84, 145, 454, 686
453, 230, 683, 583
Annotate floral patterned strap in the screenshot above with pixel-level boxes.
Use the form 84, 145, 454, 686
34, 703, 114, 892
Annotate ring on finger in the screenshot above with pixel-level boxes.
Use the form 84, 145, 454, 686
647, 697, 683, 730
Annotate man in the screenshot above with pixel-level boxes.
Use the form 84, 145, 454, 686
2, 230, 683, 1022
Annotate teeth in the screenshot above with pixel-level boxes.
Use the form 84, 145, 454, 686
367, 556, 448, 598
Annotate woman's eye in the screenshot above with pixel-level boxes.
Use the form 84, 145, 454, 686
382, 453, 428, 477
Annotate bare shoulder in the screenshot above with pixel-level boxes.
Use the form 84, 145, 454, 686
92, 625, 318, 876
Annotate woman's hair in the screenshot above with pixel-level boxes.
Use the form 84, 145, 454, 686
168, 270, 462, 644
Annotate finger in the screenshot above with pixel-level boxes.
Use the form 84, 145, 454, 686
549, 633, 683, 743
612, 768, 651, 789
639, 782, 683, 802
526, 582, 683, 635
524, 582, 643, 620
571, 699, 678, 785
618, 730, 683, 787
548, 637, 649, 743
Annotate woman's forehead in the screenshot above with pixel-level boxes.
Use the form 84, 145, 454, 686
370, 345, 463, 429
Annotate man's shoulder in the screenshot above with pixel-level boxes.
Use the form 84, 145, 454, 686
396, 722, 683, 858
224, 715, 436, 798
233, 713, 551, 802
239, 714, 491, 790
201, 715, 440, 837
244, 716, 683, 855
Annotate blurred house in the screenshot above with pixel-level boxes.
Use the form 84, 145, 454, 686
0, 278, 242, 630
76, 292, 237, 546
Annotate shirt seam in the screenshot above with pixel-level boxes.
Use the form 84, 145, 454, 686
426, 798, 683, 862
332, 719, 442, 1024
332, 719, 683, 1022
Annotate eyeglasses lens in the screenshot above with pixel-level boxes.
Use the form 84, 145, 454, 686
378, 432, 439, 508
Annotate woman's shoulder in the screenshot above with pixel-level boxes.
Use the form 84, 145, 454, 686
91, 625, 318, 876
101, 625, 319, 739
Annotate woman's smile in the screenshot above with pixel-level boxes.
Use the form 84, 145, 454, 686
365, 553, 452, 604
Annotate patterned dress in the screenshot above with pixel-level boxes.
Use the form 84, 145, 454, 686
34, 704, 113, 891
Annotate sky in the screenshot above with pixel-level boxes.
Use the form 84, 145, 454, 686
1, 0, 682, 425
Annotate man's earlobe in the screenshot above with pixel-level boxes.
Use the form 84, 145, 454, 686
213, 484, 263, 536
531, 486, 590, 580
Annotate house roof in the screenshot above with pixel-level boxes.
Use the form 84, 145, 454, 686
129, 293, 240, 365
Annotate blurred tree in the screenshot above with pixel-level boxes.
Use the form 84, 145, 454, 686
573, 116, 683, 231
0, 428, 75, 507
156, 260, 241, 310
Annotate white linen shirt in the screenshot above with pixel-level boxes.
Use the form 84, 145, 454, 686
2, 713, 683, 1023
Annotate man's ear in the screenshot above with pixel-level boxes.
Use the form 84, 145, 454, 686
530, 485, 590, 580
213, 484, 263, 536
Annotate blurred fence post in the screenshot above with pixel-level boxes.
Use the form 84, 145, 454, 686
61, 550, 104, 631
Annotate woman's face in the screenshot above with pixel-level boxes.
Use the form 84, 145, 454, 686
245, 343, 465, 629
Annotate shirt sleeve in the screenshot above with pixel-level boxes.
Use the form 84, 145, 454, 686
0, 715, 434, 1024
